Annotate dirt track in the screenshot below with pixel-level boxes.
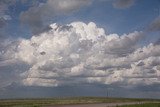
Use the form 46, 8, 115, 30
48, 102, 146, 107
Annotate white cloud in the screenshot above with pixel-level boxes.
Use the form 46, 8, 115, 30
1, 21, 160, 87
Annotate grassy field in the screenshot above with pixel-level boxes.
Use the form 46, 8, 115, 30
118, 103, 160, 107
0, 97, 159, 107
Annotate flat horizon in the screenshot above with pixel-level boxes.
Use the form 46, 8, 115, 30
0, 0, 160, 99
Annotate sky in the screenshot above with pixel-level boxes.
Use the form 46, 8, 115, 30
0, 0, 160, 99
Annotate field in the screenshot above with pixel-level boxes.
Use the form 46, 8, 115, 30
0, 97, 159, 107
118, 103, 160, 107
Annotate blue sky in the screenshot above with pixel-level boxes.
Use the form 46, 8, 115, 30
0, 0, 160, 99
2, 0, 160, 39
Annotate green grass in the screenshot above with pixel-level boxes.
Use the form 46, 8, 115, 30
0, 97, 159, 107
118, 103, 160, 107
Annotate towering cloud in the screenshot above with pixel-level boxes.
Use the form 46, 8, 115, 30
1, 21, 159, 88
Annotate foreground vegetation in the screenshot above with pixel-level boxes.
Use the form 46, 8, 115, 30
0, 97, 159, 107
118, 103, 160, 107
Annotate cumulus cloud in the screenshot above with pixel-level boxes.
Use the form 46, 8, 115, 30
0, 38, 30, 88
20, 0, 92, 34
0, 21, 160, 88
113, 0, 136, 9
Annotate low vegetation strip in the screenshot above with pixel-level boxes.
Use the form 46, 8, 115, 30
117, 103, 160, 107
0, 97, 159, 107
